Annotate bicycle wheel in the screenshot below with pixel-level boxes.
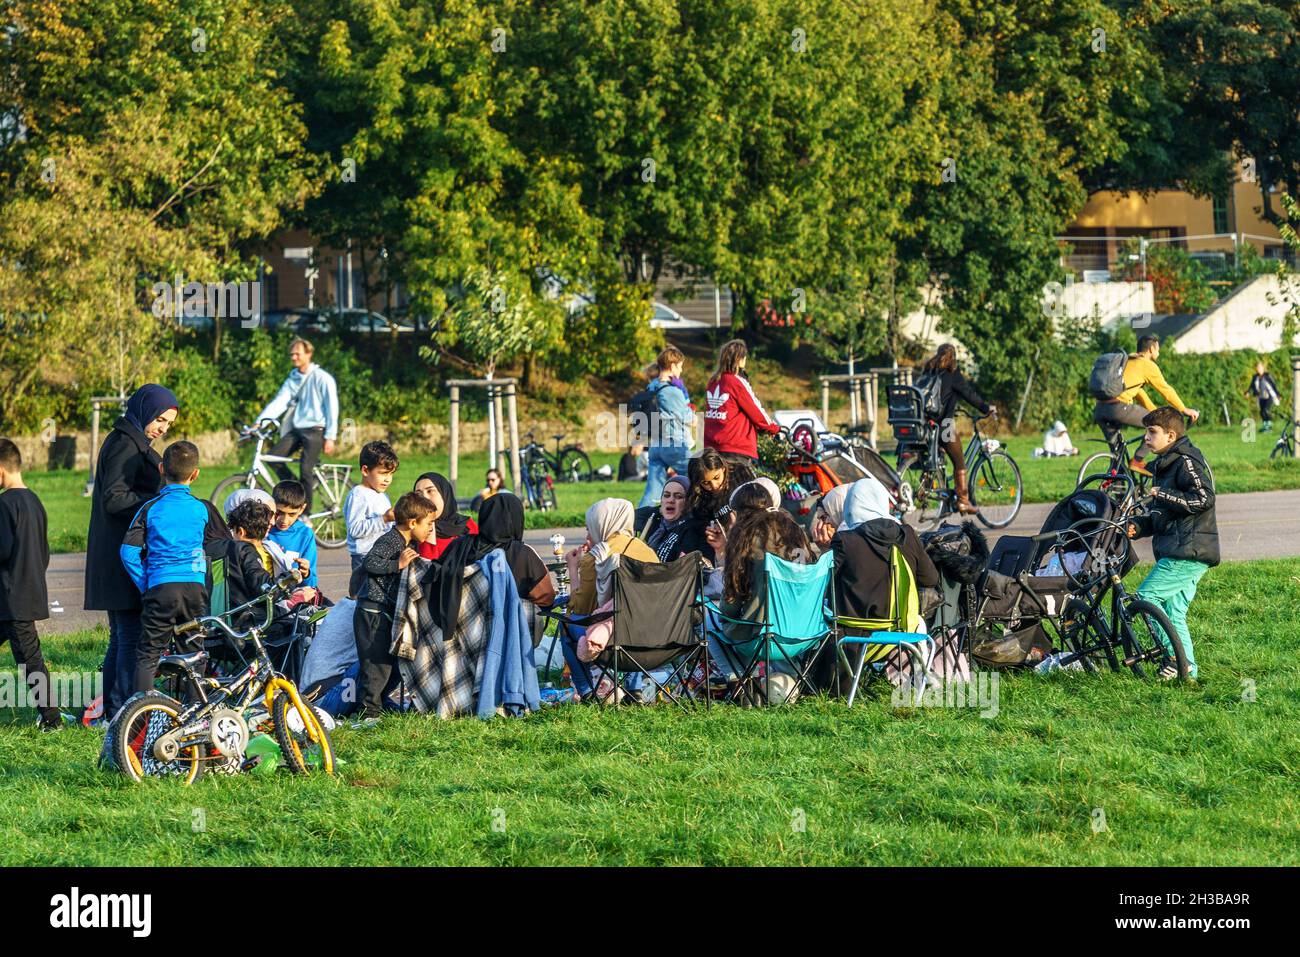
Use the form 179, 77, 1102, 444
111, 694, 204, 784
210, 473, 260, 509
310, 469, 355, 550
972, 450, 1022, 529
556, 447, 593, 483
1076, 451, 1113, 485
896, 458, 946, 529
1119, 599, 1188, 679
273, 691, 335, 775
1270, 433, 1294, 460
1062, 595, 1120, 673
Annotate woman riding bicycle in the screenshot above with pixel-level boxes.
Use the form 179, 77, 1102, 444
914, 343, 995, 515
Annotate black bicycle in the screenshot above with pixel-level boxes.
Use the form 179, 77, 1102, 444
895, 412, 1022, 530
522, 431, 593, 484
1028, 516, 1188, 679
1077, 432, 1151, 501
1269, 415, 1296, 459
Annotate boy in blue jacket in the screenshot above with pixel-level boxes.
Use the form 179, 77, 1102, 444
268, 479, 318, 589
121, 441, 227, 694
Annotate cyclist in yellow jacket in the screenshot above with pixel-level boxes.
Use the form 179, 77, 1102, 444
1093, 335, 1200, 476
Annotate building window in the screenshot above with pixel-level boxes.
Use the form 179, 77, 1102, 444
1212, 193, 1232, 234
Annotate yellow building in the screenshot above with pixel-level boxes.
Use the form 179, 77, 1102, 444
1060, 179, 1289, 277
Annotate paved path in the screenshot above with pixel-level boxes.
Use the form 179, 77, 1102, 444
38, 489, 1299, 637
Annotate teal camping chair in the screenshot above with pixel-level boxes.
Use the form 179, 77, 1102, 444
707, 550, 836, 705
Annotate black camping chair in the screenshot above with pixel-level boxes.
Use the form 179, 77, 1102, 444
544, 551, 710, 708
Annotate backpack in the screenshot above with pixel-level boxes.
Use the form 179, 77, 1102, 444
627, 387, 657, 419
913, 372, 945, 418
1088, 352, 1128, 400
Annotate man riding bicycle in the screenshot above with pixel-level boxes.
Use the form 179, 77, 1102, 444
1092, 335, 1199, 477
254, 338, 340, 510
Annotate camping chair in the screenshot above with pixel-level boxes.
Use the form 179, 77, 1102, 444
541, 552, 709, 707
706, 550, 836, 706
835, 543, 934, 707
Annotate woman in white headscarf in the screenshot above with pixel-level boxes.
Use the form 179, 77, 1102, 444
560, 498, 660, 702
831, 477, 938, 630
812, 483, 851, 546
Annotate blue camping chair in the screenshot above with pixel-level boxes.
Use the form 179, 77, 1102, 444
706, 551, 836, 705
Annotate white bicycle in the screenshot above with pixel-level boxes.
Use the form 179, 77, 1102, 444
210, 420, 354, 549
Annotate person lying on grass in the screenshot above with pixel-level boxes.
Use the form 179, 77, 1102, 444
1125, 405, 1219, 682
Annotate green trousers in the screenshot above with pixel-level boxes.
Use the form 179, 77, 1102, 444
1137, 557, 1208, 679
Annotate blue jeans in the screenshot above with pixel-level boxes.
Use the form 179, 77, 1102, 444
101, 609, 142, 720
639, 444, 692, 508
558, 620, 644, 698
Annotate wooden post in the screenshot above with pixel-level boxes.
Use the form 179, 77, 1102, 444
86, 400, 101, 496
868, 373, 879, 450
820, 378, 830, 430
485, 383, 498, 474
1292, 355, 1300, 460
449, 385, 461, 484
492, 383, 507, 474
506, 382, 522, 491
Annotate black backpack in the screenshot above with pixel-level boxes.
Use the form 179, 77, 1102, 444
627, 387, 657, 418
913, 372, 945, 418
1089, 352, 1128, 400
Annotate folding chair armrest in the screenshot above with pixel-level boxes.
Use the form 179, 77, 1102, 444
540, 606, 615, 630
701, 598, 764, 630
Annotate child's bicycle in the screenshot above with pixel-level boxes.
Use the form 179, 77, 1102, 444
209, 419, 355, 548
109, 570, 336, 783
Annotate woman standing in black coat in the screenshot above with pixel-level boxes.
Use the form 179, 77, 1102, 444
85, 384, 179, 720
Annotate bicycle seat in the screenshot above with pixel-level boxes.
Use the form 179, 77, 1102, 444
552, 433, 566, 442
159, 648, 208, 672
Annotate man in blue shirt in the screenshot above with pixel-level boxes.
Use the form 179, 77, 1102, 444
120, 441, 228, 695
256, 338, 340, 511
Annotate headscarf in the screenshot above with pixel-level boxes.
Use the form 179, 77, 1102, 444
817, 484, 851, 529
729, 477, 782, 511
840, 476, 897, 529
431, 492, 525, 635
223, 487, 276, 519
586, 498, 636, 605
417, 472, 470, 539
646, 475, 692, 559
123, 384, 179, 433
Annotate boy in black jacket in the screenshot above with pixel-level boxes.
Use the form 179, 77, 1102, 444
1125, 407, 1219, 681
0, 439, 64, 729
353, 492, 436, 723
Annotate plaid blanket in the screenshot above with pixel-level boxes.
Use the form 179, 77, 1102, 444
393, 562, 490, 719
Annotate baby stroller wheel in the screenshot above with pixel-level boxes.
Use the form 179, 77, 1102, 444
1121, 600, 1188, 679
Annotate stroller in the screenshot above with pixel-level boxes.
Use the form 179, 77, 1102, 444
967, 486, 1138, 668
775, 412, 901, 534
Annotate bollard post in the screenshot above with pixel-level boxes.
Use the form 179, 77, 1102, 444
820, 378, 830, 429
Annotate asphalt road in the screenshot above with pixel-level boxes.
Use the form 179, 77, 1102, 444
38, 489, 1300, 637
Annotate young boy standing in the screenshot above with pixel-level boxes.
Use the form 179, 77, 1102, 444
120, 441, 227, 694
0, 439, 64, 729
1126, 406, 1219, 681
269, 479, 318, 588
345, 441, 399, 572
353, 492, 435, 722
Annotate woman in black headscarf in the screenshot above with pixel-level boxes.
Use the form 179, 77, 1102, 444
413, 471, 478, 560
84, 384, 179, 721
429, 491, 555, 635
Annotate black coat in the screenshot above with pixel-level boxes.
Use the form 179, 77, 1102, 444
84, 418, 163, 611
1131, 436, 1220, 567
831, 519, 939, 626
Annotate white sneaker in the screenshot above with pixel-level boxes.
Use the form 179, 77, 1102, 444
766, 672, 800, 705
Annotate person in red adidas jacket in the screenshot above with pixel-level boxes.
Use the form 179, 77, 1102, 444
703, 339, 780, 465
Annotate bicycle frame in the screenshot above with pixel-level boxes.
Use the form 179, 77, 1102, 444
232, 423, 352, 520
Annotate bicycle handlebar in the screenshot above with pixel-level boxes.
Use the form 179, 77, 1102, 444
172, 568, 305, 640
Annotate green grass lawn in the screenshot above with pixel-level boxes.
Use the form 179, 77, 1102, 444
22, 424, 1300, 552
2, 559, 1296, 866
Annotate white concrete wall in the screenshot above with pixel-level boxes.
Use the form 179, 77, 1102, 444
1175, 273, 1297, 354
1054, 280, 1154, 328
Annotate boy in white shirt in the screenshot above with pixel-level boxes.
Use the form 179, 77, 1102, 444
345, 441, 399, 572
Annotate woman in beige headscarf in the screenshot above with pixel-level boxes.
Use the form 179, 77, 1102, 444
564, 498, 659, 616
